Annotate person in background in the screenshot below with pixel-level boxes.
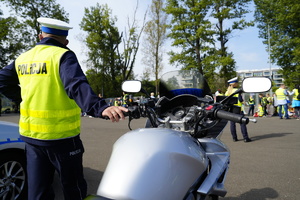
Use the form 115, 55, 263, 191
272, 93, 278, 116
275, 84, 290, 119
225, 77, 251, 143
256, 103, 264, 117
108, 98, 113, 106
122, 92, 129, 107
0, 17, 127, 200
289, 84, 300, 120
247, 95, 255, 116
114, 97, 121, 106
150, 92, 155, 99
259, 93, 268, 117
266, 93, 273, 116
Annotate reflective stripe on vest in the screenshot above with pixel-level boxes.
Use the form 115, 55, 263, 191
275, 88, 286, 100
15, 45, 81, 140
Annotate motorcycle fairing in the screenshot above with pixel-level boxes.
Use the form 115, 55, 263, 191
97, 128, 209, 200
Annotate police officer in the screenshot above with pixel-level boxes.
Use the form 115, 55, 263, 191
225, 77, 251, 142
247, 95, 255, 116
0, 17, 128, 200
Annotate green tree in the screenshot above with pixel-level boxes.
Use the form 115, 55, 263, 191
0, 11, 24, 68
120, 1, 147, 81
142, 0, 168, 95
254, 0, 300, 87
211, 0, 253, 86
164, 0, 216, 81
1, 0, 69, 45
80, 3, 123, 97
80, 3, 145, 97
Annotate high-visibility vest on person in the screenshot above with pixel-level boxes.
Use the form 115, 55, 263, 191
15, 45, 81, 140
261, 97, 268, 106
258, 105, 264, 117
123, 94, 129, 105
225, 88, 243, 107
275, 88, 286, 101
293, 89, 299, 100
248, 98, 255, 106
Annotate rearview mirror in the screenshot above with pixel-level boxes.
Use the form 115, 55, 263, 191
242, 77, 272, 93
122, 80, 142, 93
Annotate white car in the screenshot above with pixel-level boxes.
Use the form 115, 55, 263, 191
0, 121, 27, 200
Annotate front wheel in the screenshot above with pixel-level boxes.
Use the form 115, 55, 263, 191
0, 151, 27, 200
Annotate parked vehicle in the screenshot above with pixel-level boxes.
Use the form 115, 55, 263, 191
86, 70, 271, 200
0, 121, 26, 200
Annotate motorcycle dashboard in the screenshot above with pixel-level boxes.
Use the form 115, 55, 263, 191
157, 94, 199, 115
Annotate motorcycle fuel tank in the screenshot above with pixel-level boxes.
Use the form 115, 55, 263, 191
97, 128, 208, 200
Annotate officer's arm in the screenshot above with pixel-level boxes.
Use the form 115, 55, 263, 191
0, 62, 22, 103
238, 93, 243, 103
59, 51, 108, 117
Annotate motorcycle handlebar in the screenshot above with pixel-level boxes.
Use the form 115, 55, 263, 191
215, 109, 249, 124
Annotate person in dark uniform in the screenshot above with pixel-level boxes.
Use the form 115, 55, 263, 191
0, 17, 127, 200
247, 95, 255, 116
225, 77, 251, 143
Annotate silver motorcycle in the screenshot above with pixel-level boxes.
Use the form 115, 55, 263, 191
86, 70, 271, 200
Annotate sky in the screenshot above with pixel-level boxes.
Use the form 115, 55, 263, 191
1, 0, 278, 78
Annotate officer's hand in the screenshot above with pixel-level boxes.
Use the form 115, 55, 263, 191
102, 106, 128, 122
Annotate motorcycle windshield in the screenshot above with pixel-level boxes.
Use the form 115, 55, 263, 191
159, 70, 211, 98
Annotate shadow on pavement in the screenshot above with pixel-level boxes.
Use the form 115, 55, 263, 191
222, 187, 279, 200
251, 132, 293, 141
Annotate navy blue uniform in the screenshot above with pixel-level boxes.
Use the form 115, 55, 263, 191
229, 94, 251, 142
0, 38, 109, 199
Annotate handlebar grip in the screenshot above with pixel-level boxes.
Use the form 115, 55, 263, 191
215, 110, 249, 124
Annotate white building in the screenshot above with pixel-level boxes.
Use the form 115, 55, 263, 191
237, 68, 283, 88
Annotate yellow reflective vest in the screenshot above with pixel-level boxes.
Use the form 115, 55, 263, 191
225, 88, 243, 107
258, 105, 264, 117
15, 45, 81, 140
293, 89, 299, 100
275, 88, 286, 100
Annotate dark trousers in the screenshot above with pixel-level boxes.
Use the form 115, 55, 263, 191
248, 105, 255, 116
25, 137, 87, 200
278, 104, 289, 119
230, 112, 249, 140
263, 105, 268, 115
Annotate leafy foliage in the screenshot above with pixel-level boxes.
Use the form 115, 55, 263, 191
80, 3, 143, 97
0, 13, 24, 67
0, 0, 68, 68
210, 0, 253, 86
80, 3, 123, 97
1, 0, 68, 44
165, 0, 215, 79
254, 0, 300, 87
165, 0, 253, 91
142, 0, 168, 95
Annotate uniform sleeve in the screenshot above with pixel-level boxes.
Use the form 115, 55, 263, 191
238, 93, 243, 103
0, 62, 22, 103
59, 51, 108, 117
289, 89, 295, 95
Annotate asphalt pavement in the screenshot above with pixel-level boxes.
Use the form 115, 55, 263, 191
1, 113, 299, 200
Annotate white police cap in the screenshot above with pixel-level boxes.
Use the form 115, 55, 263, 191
37, 17, 72, 36
228, 77, 238, 84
